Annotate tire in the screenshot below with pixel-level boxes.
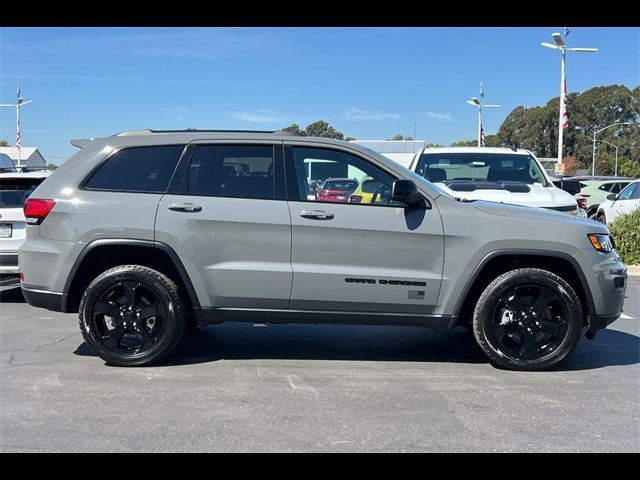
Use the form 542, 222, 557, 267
597, 213, 607, 225
472, 268, 583, 371
79, 265, 187, 367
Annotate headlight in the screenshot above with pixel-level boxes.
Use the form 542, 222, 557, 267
588, 233, 615, 253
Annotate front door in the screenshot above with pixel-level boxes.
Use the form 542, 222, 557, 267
285, 144, 444, 314
155, 142, 292, 309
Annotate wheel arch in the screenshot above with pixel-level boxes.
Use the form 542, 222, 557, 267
453, 250, 595, 326
63, 239, 200, 315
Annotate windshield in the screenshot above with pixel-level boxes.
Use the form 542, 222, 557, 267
415, 152, 548, 187
0, 177, 46, 208
323, 180, 358, 191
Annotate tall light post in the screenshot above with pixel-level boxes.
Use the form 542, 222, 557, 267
591, 122, 630, 176
0, 83, 33, 169
466, 96, 500, 147
595, 139, 620, 176
541, 29, 597, 172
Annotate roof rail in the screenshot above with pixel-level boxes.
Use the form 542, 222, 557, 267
113, 129, 282, 136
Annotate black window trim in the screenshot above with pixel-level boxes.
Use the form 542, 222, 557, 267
170, 143, 285, 202
81, 144, 189, 194
283, 144, 414, 209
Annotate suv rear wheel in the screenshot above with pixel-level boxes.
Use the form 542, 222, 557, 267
472, 268, 583, 371
79, 265, 186, 367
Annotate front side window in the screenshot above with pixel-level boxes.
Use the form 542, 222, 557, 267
85, 145, 184, 193
291, 147, 394, 205
618, 182, 637, 201
414, 152, 548, 187
187, 145, 274, 199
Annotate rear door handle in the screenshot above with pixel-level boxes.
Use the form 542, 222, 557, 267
168, 203, 202, 213
300, 210, 334, 220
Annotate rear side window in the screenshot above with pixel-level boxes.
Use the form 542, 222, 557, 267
187, 145, 274, 199
599, 183, 613, 192
84, 146, 184, 193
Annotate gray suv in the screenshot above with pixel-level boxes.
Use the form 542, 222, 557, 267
19, 130, 627, 370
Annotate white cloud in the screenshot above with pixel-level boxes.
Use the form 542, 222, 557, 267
231, 110, 293, 123
425, 111, 452, 121
344, 107, 401, 121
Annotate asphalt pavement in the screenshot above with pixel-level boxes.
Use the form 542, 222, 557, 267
1, 275, 638, 452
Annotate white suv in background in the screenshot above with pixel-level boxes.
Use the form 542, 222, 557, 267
596, 180, 640, 225
0, 170, 52, 274
409, 147, 584, 216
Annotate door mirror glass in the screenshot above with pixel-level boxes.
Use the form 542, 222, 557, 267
391, 179, 423, 208
606, 193, 617, 201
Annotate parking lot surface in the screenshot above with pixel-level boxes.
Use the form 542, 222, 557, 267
1, 275, 638, 452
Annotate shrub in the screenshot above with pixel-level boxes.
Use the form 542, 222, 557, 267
609, 207, 640, 265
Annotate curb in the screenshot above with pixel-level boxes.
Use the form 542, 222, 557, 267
627, 265, 640, 277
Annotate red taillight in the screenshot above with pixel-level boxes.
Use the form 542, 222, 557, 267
349, 195, 363, 203
24, 198, 56, 225
20, 272, 24, 283
577, 198, 588, 209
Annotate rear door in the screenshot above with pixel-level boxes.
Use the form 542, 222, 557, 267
155, 142, 292, 309
284, 143, 444, 314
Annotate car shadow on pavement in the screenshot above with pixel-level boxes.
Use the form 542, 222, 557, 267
73, 321, 639, 370
75, 322, 488, 365
0, 286, 25, 303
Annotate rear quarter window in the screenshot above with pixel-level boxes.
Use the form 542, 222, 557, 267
84, 145, 184, 193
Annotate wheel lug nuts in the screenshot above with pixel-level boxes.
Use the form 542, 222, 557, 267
535, 321, 540, 326
518, 322, 523, 326
527, 327, 532, 332
129, 306, 132, 311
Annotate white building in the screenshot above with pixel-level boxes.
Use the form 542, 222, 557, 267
0, 147, 47, 170
351, 140, 427, 168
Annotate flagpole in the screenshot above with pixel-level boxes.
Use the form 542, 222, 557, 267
557, 47, 566, 166
16, 103, 21, 168
477, 107, 482, 147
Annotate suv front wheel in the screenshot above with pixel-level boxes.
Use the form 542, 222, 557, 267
472, 268, 583, 371
79, 265, 186, 367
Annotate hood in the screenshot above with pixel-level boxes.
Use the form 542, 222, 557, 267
470, 199, 607, 232
435, 182, 577, 209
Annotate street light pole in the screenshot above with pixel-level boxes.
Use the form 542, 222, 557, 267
541, 29, 597, 173
466, 96, 500, 147
0, 84, 32, 169
591, 122, 630, 176
595, 139, 619, 176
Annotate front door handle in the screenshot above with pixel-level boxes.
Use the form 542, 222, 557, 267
168, 203, 202, 213
300, 210, 334, 220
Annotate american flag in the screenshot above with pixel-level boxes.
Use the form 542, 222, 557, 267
480, 81, 484, 98
16, 83, 21, 149
480, 122, 485, 147
561, 77, 569, 129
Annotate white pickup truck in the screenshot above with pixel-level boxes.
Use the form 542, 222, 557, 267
409, 147, 585, 216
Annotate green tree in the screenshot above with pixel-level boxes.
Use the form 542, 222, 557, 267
424, 142, 444, 148
618, 156, 640, 178
390, 134, 414, 141
450, 139, 476, 147
305, 120, 344, 139
495, 85, 640, 168
0, 140, 9, 147
344, 136, 356, 141
280, 124, 306, 136
46, 163, 58, 170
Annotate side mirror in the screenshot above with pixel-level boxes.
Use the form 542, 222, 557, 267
559, 179, 581, 195
391, 179, 423, 208
607, 193, 617, 201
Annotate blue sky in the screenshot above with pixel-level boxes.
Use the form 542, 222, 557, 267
0, 27, 638, 164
